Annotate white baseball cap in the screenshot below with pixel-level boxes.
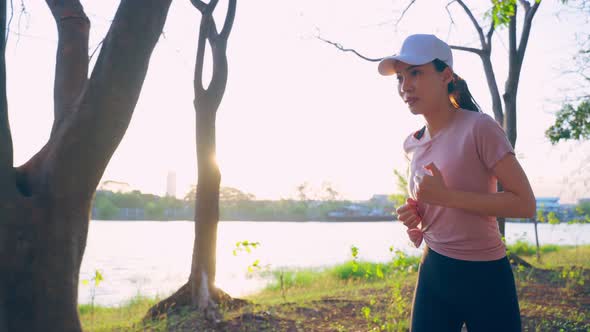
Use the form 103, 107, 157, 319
378, 34, 453, 76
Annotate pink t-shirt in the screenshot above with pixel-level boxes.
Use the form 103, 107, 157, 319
403, 109, 515, 261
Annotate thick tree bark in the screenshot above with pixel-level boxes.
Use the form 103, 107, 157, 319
0, 1, 171, 331
47, 0, 90, 137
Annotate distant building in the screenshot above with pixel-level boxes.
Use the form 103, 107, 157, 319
166, 171, 177, 198
535, 197, 579, 222
327, 203, 394, 221
370, 194, 390, 205
98, 180, 131, 193
536, 197, 560, 212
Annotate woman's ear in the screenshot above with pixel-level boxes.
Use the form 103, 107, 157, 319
441, 67, 453, 85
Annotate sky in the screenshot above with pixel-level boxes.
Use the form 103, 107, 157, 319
5, 0, 590, 203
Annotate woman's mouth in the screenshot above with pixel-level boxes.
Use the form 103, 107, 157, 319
405, 97, 419, 106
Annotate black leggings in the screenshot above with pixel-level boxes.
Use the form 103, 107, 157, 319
410, 247, 521, 332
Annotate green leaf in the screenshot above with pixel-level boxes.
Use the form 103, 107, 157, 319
546, 100, 590, 144
547, 212, 560, 225
350, 245, 359, 259
376, 265, 384, 279
361, 306, 371, 319
93, 270, 104, 287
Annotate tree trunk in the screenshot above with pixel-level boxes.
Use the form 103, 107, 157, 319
190, 107, 221, 313
533, 218, 541, 262
498, 214, 506, 239
0, 1, 171, 331
146, 0, 238, 322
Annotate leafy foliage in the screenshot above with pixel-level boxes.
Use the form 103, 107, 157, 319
489, 0, 517, 27
546, 100, 590, 144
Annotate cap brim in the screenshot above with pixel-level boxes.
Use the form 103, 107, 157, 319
377, 54, 435, 76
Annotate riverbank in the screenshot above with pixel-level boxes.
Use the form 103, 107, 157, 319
79, 244, 589, 331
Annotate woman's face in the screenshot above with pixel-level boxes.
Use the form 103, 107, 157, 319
393, 61, 452, 116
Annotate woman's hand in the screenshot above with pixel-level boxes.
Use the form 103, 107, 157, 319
396, 198, 424, 248
395, 198, 422, 229
407, 228, 424, 248
415, 162, 448, 206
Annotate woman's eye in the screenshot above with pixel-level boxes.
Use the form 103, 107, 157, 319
411, 69, 420, 76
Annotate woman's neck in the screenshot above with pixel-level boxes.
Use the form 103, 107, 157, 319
423, 106, 457, 137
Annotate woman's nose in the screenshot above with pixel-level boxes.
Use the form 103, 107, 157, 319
400, 78, 413, 93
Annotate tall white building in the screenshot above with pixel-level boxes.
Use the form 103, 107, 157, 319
166, 171, 177, 198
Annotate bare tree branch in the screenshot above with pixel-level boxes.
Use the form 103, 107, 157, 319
481, 55, 504, 122
194, 12, 210, 95
0, 0, 14, 188
394, 0, 416, 28
508, 3, 518, 78
191, 0, 219, 15
5, 0, 13, 45
48, 0, 173, 193
445, 1, 457, 26
191, 0, 207, 13
207, 0, 237, 102
191, 0, 236, 111
207, 30, 228, 106
518, 0, 531, 11
504, 3, 520, 145
14, 0, 27, 47
206, 0, 219, 15
517, 0, 541, 64
208, 15, 219, 40
486, 23, 494, 46
46, 0, 90, 137
450, 44, 484, 56
89, 39, 105, 63
454, 0, 488, 50
219, 0, 236, 41
316, 35, 382, 62
444, 1, 460, 40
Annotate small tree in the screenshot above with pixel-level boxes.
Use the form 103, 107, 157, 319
146, 0, 238, 321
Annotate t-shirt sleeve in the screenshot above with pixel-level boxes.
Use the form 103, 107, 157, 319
474, 114, 515, 170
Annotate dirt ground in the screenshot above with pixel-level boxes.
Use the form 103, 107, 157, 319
150, 265, 589, 332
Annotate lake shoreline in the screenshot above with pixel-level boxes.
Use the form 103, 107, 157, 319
80, 221, 589, 306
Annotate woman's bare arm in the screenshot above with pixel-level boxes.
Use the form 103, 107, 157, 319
416, 155, 536, 218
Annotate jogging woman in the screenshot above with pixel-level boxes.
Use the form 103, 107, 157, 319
379, 34, 536, 332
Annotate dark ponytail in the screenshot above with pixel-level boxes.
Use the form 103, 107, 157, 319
432, 59, 481, 113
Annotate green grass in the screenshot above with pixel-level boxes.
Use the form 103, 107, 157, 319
534, 245, 590, 267
250, 262, 417, 305
264, 269, 322, 291
507, 240, 560, 256
508, 241, 590, 268
78, 244, 590, 331
79, 295, 166, 332
251, 251, 420, 305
